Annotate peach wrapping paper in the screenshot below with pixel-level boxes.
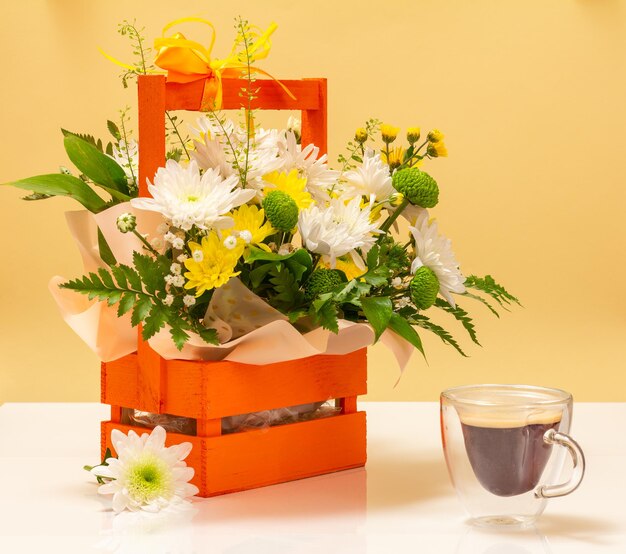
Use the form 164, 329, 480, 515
49, 203, 415, 369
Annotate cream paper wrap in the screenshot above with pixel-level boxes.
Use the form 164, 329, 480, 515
49, 203, 414, 369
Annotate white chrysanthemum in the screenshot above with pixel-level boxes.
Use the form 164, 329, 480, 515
278, 131, 340, 202
110, 139, 139, 187
91, 426, 198, 513
342, 149, 394, 204
190, 116, 283, 192
409, 210, 466, 307
130, 159, 255, 231
298, 196, 380, 268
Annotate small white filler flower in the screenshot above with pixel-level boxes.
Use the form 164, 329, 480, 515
409, 210, 466, 307
91, 426, 198, 513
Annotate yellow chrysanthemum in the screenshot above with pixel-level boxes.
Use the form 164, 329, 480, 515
382, 147, 405, 171
227, 204, 274, 248
321, 256, 367, 281
262, 169, 313, 210
183, 233, 244, 296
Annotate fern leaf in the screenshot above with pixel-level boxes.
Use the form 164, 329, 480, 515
463, 291, 500, 317
465, 275, 521, 307
142, 304, 168, 341
411, 314, 468, 357
434, 299, 480, 345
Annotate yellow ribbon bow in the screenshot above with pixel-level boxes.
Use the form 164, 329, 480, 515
153, 17, 294, 110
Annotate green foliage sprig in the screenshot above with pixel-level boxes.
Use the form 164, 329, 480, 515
61, 251, 219, 350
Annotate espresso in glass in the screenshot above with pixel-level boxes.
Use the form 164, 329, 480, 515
441, 384, 586, 527
460, 410, 562, 497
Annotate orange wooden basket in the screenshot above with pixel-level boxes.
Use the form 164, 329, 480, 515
101, 74, 368, 497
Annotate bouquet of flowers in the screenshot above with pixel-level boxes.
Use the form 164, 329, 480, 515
1, 16, 521, 514
2, 18, 518, 368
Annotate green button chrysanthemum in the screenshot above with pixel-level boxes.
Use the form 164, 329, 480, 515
304, 268, 344, 301
410, 266, 440, 310
392, 168, 439, 208
262, 190, 299, 232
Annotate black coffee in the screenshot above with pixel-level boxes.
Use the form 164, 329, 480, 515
461, 414, 561, 497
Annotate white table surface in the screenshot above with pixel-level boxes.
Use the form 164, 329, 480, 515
0, 402, 624, 553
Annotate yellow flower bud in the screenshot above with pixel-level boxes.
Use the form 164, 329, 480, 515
427, 129, 444, 143
389, 192, 405, 206
354, 128, 368, 143
427, 140, 448, 158
381, 124, 400, 144
406, 127, 421, 144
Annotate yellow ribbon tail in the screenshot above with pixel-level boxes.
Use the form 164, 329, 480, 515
251, 67, 297, 101
98, 47, 141, 71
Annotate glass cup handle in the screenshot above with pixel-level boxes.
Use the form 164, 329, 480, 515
535, 428, 586, 499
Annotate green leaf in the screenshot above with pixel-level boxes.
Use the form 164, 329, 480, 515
411, 314, 467, 357
361, 296, 393, 342
366, 244, 380, 269
117, 292, 136, 317
285, 257, 310, 283
434, 298, 480, 345
465, 275, 521, 307
120, 264, 142, 291
63, 134, 130, 200
388, 313, 426, 359
131, 295, 152, 327
249, 262, 277, 288
106, 290, 123, 306
287, 309, 308, 324
98, 228, 117, 266
169, 326, 189, 351
244, 246, 311, 265
133, 252, 164, 295
142, 304, 168, 340
362, 265, 390, 287
62, 129, 104, 152
97, 268, 115, 289
310, 292, 340, 333
107, 120, 122, 141
198, 327, 219, 345
110, 266, 127, 289
2, 174, 107, 212
463, 291, 500, 317
268, 264, 303, 307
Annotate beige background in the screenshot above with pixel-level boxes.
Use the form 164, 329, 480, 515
0, 0, 624, 403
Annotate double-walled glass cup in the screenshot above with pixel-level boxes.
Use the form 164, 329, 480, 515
441, 384, 585, 527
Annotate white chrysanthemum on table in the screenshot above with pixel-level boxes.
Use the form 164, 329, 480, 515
409, 210, 466, 306
91, 426, 198, 513
279, 131, 340, 202
342, 149, 394, 204
130, 159, 255, 231
298, 196, 380, 268
110, 139, 139, 186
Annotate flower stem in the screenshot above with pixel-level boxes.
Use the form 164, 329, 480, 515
166, 112, 190, 160
379, 198, 410, 233
132, 229, 160, 257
